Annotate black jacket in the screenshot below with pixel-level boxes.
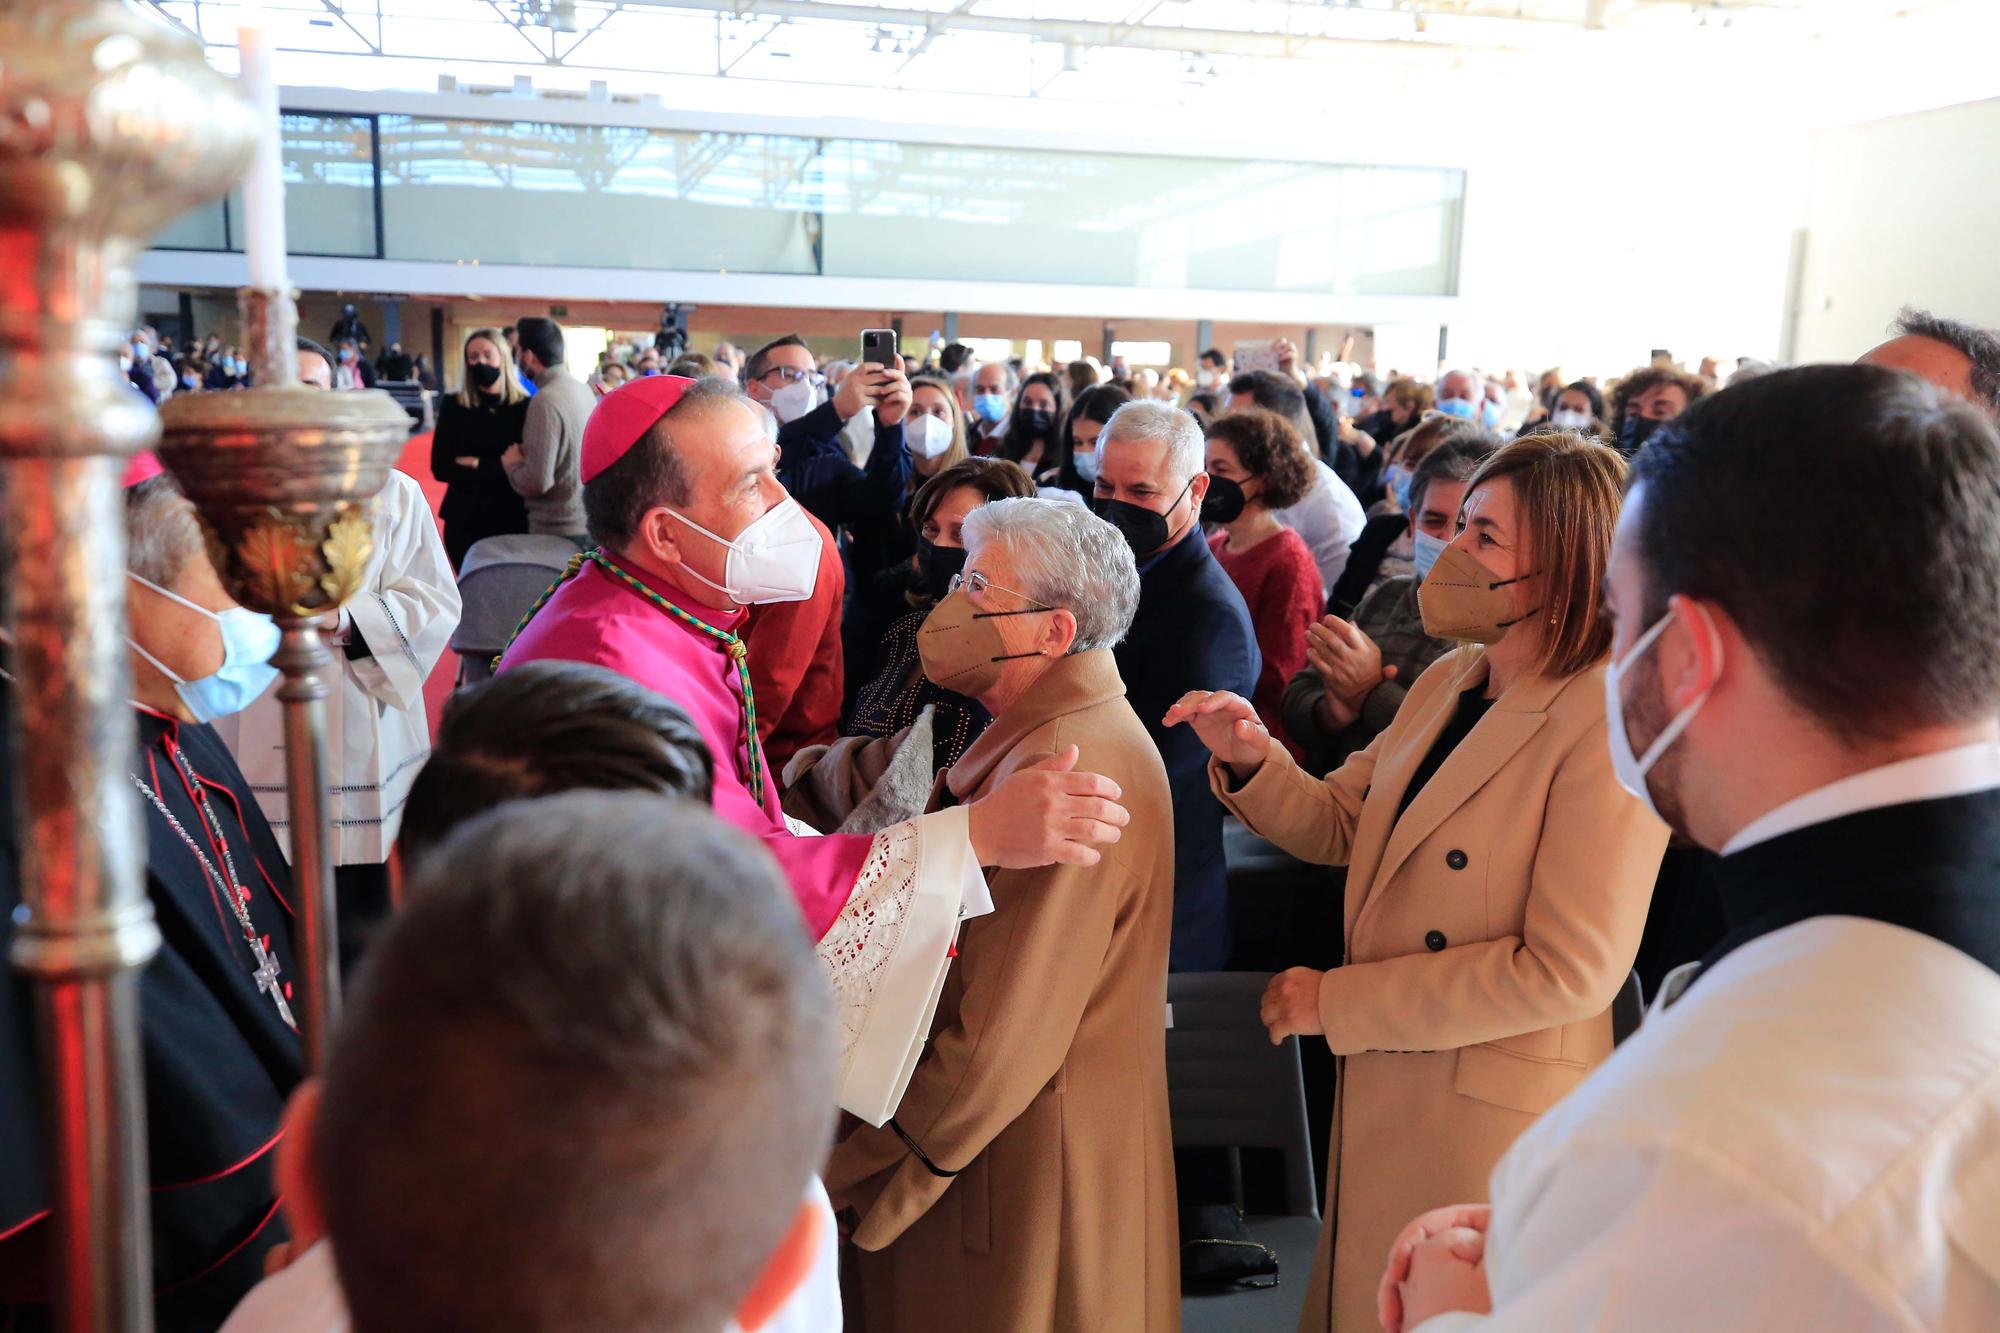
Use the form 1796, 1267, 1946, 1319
1, 700, 302, 1330
777, 400, 912, 544
1692, 786, 2000, 994
1112, 530, 1260, 972
431, 393, 531, 568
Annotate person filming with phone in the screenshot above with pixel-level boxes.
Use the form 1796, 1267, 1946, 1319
743, 331, 915, 538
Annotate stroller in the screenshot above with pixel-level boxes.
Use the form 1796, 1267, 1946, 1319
451, 534, 584, 687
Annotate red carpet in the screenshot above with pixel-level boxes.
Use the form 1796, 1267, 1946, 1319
393, 430, 459, 738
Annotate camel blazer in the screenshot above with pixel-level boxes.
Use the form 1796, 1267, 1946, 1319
1210, 647, 1668, 1332
826, 649, 1180, 1333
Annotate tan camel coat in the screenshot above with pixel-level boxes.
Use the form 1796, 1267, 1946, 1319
1210, 648, 1668, 1331
826, 649, 1180, 1332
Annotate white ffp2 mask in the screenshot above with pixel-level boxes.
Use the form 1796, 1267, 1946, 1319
667, 497, 821, 605
906, 414, 953, 460
1604, 604, 1718, 821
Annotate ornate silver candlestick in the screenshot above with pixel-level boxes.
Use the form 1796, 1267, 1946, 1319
0, 2, 255, 1327
158, 296, 408, 1072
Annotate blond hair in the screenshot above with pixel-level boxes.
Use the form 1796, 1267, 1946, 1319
455, 327, 528, 411
907, 373, 971, 475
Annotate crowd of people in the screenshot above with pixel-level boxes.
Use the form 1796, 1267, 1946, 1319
2, 301, 1998, 1333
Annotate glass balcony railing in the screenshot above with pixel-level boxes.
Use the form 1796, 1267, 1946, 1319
155, 110, 1464, 298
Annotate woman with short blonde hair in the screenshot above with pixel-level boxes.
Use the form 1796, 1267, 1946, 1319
1170, 429, 1670, 1332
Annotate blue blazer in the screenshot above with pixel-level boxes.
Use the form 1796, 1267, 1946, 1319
1113, 529, 1260, 971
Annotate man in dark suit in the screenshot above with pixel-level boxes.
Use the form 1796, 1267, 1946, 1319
1387, 365, 2000, 1331
1093, 400, 1259, 973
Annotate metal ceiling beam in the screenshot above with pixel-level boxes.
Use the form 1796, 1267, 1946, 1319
616, 0, 1533, 57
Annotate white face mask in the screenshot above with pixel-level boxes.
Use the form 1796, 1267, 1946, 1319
1072, 445, 1101, 483
768, 377, 821, 426
1604, 604, 1719, 823
1551, 407, 1594, 430
666, 496, 821, 605
906, 414, 953, 460
1196, 369, 1220, 390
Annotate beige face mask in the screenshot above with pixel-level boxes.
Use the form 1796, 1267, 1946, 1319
917, 587, 1051, 696
1417, 542, 1542, 644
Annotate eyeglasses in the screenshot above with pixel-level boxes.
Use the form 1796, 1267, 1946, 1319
947, 569, 1052, 609
758, 365, 824, 387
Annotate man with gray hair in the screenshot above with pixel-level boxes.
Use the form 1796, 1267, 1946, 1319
1093, 400, 1258, 972
1858, 306, 2000, 418
499, 375, 1135, 1127
968, 359, 1018, 453
2, 465, 302, 1324
830, 496, 1181, 1328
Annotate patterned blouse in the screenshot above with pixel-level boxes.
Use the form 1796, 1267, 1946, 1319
842, 608, 992, 776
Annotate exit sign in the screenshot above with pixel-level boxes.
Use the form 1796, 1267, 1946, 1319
549, 305, 569, 318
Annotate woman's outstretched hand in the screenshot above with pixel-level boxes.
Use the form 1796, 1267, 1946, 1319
1163, 690, 1272, 781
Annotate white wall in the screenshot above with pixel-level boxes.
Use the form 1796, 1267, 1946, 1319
1791, 96, 2000, 365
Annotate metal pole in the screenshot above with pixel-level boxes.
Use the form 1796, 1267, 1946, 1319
159, 285, 409, 1071
0, 3, 256, 1325
2, 455, 158, 1333
276, 625, 341, 1065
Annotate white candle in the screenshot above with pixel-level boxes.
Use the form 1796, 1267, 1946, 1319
237, 5, 289, 292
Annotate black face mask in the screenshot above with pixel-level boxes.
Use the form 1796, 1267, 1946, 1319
1016, 407, 1057, 438
468, 362, 503, 390
915, 539, 966, 602
1200, 474, 1259, 525
1619, 414, 1664, 454
1093, 477, 1194, 558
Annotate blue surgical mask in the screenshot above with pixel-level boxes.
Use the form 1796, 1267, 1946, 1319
1072, 446, 1100, 483
1480, 397, 1503, 429
972, 393, 1007, 425
1384, 463, 1413, 511
127, 573, 281, 723
1436, 397, 1477, 421
1412, 529, 1448, 581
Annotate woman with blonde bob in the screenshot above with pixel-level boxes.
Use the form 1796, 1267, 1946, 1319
430, 326, 531, 568
1168, 430, 1670, 1332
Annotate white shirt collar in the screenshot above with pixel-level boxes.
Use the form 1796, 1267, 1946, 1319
1719, 740, 2000, 858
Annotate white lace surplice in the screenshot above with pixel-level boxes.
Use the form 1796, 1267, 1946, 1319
810, 805, 990, 1126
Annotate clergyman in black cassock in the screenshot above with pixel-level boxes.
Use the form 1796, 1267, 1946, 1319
0, 684, 303, 1331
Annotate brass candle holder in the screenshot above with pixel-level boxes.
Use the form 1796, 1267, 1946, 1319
0, 1, 256, 1327
157, 290, 409, 1072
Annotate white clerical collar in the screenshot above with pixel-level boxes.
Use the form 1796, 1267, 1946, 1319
1719, 740, 2000, 858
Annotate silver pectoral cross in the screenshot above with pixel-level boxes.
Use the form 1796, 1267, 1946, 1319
251, 939, 299, 1031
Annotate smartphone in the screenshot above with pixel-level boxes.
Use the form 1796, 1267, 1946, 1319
861, 329, 897, 368
1234, 341, 1280, 375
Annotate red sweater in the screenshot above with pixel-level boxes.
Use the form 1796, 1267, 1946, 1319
1210, 526, 1323, 762
743, 509, 846, 778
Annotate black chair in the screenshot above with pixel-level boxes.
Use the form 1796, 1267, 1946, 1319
375, 378, 434, 435
1170, 971, 1321, 1333
1612, 968, 1646, 1047
451, 534, 581, 686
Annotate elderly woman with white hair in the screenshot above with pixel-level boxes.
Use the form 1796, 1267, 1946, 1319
826, 496, 1181, 1333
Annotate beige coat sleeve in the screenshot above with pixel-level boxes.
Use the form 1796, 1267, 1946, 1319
1314, 718, 1669, 1055
1207, 730, 1381, 867
825, 850, 1125, 1249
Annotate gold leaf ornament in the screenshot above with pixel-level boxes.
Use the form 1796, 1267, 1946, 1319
320, 515, 375, 607
237, 514, 321, 617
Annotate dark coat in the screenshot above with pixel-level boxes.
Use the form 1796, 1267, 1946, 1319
0, 700, 302, 1330
431, 392, 531, 569
1112, 528, 1259, 971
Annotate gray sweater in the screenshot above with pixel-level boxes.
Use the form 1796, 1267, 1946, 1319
505, 365, 592, 537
